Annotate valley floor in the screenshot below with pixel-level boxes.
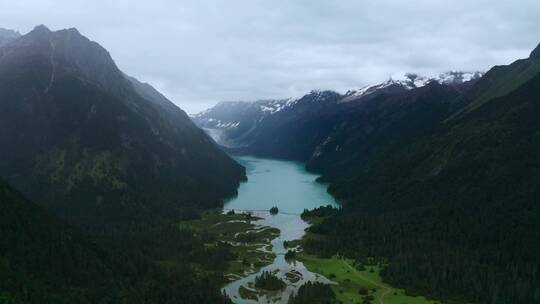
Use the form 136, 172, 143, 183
181, 211, 443, 304
299, 254, 441, 304
179, 211, 279, 282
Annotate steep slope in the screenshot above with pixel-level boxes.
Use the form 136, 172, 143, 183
240, 90, 343, 160
0, 178, 232, 304
309, 44, 539, 208
0, 25, 245, 226
451, 43, 540, 116
192, 98, 297, 147
193, 91, 343, 159
194, 72, 480, 161
303, 45, 540, 304
194, 91, 343, 159
307, 81, 466, 195
126, 74, 185, 119
193, 43, 540, 302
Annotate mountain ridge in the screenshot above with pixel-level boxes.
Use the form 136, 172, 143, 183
0, 25, 245, 226
193, 71, 481, 158
193, 43, 540, 304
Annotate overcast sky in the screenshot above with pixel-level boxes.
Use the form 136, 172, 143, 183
1, 0, 539, 113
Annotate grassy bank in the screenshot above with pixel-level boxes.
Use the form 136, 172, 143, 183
297, 213, 442, 304
298, 254, 441, 304
179, 210, 279, 282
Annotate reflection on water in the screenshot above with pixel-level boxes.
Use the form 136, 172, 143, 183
222, 156, 339, 303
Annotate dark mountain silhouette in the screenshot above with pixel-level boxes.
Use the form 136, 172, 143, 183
304, 45, 540, 304
0, 25, 245, 226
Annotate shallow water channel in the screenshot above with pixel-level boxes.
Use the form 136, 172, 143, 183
222, 155, 339, 303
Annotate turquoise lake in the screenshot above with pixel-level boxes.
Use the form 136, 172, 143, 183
224, 155, 337, 213
223, 155, 339, 303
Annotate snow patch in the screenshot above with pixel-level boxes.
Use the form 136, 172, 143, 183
258, 98, 297, 115
343, 71, 483, 102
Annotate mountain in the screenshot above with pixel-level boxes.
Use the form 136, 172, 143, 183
0, 28, 20, 47
302, 45, 540, 304
0, 177, 231, 304
233, 90, 343, 159
194, 90, 344, 159
194, 90, 344, 160
341, 71, 481, 102
450, 43, 540, 117
308, 47, 538, 208
194, 72, 480, 161
194, 44, 540, 303
307, 81, 467, 187
193, 98, 298, 147
0, 25, 245, 226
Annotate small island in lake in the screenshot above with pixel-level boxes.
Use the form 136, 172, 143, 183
269, 206, 279, 215
254, 271, 286, 291
285, 249, 297, 261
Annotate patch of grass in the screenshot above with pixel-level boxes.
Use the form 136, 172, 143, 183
299, 253, 440, 304
295, 214, 441, 304
179, 210, 279, 282
178, 211, 255, 233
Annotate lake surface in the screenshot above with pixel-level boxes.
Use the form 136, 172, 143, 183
222, 155, 339, 303
224, 156, 337, 214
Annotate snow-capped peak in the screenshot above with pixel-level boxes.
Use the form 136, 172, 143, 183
342, 78, 408, 101
258, 98, 298, 114
343, 71, 483, 102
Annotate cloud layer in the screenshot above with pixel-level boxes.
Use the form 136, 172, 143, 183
1, 0, 539, 113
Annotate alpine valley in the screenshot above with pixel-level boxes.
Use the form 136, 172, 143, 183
1, 23, 540, 304
194, 46, 540, 304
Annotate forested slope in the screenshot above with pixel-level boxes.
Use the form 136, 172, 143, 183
303, 45, 540, 304
0, 178, 234, 303
0, 25, 245, 226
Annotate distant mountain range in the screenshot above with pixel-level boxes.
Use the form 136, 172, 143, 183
0, 25, 245, 226
193, 71, 482, 159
